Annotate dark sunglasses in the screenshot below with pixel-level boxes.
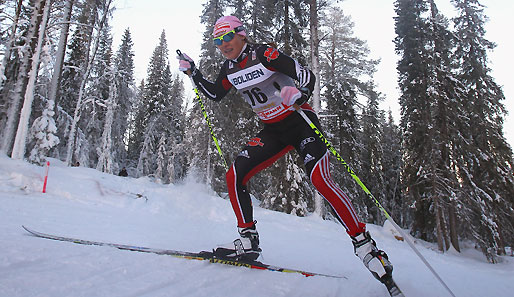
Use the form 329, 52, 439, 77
213, 26, 244, 46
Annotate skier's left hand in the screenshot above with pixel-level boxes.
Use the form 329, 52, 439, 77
280, 86, 309, 106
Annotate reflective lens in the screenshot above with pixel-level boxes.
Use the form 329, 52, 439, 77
213, 30, 236, 46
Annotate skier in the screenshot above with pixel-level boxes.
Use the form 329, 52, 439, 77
178, 15, 394, 284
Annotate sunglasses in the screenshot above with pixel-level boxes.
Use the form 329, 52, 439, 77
213, 26, 244, 46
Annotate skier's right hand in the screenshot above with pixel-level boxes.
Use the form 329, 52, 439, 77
177, 52, 197, 76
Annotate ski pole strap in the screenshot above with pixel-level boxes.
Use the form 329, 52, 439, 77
177, 49, 229, 171
293, 104, 456, 297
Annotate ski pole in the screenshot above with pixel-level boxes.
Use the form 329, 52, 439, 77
176, 49, 229, 171
291, 102, 456, 297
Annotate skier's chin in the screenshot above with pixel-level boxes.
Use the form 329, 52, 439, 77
223, 49, 237, 59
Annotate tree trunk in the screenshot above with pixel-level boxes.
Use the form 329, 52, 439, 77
96, 67, 117, 173
0, 0, 23, 90
309, 0, 323, 217
283, 0, 291, 55
11, 0, 51, 159
448, 201, 460, 252
49, 0, 75, 114
65, 0, 113, 165
1, 0, 44, 155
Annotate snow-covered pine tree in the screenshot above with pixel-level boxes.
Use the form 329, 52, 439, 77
136, 30, 185, 182
57, 0, 98, 159
360, 89, 386, 225
168, 76, 187, 181
260, 153, 315, 216
155, 133, 168, 183
127, 79, 146, 162
422, 1, 465, 253
183, 99, 212, 184
112, 28, 135, 170
380, 111, 404, 227
395, 0, 471, 253
89, 23, 114, 168
394, 0, 436, 242
28, 98, 60, 165
96, 64, 116, 174
63, 0, 114, 166
451, 0, 514, 262
319, 6, 380, 221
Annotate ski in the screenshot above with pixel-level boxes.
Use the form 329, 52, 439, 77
22, 226, 344, 279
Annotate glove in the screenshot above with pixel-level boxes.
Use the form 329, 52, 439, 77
280, 86, 309, 106
177, 52, 197, 76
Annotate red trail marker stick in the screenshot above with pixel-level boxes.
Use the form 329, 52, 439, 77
42, 161, 50, 193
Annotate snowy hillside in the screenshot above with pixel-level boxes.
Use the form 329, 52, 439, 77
0, 155, 512, 297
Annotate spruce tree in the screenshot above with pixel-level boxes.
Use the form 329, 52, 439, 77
136, 30, 185, 182
319, 6, 380, 220
394, 0, 436, 242
88, 23, 113, 167
112, 28, 135, 169
360, 89, 386, 224
137, 30, 173, 176
127, 79, 144, 159
452, 0, 514, 262
380, 111, 404, 226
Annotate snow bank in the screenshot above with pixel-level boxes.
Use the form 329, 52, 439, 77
0, 155, 512, 297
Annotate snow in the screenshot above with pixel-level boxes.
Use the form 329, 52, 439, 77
1, 155, 513, 297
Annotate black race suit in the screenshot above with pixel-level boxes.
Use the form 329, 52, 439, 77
192, 43, 365, 236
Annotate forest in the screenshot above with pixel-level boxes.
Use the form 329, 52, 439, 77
0, 0, 512, 262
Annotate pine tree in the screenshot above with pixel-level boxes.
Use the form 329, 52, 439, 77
63, 0, 113, 166
319, 6, 380, 220
360, 89, 386, 224
136, 30, 185, 182
89, 23, 114, 167
96, 64, 116, 173
28, 99, 60, 165
113, 28, 135, 169
127, 79, 146, 161
380, 111, 404, 226
394, 0, 436, 242
424, 0, 464, 253
451, 0, 514, 262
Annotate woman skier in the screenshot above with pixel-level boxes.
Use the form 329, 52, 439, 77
177, 15, 394, 285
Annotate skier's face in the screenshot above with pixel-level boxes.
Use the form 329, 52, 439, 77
216, 33, 246, 60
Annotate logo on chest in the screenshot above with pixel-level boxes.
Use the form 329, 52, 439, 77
228, 64, 273, 89
232, 68, 265, 86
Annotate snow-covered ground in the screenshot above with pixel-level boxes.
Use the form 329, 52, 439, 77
0, 155, 512, 297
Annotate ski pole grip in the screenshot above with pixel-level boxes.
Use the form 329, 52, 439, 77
273, 82, 302, 111
176, 49, 192, 76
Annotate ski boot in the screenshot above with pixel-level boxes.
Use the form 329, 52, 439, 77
214, 224, 261, 261
351, 231, 393, 283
